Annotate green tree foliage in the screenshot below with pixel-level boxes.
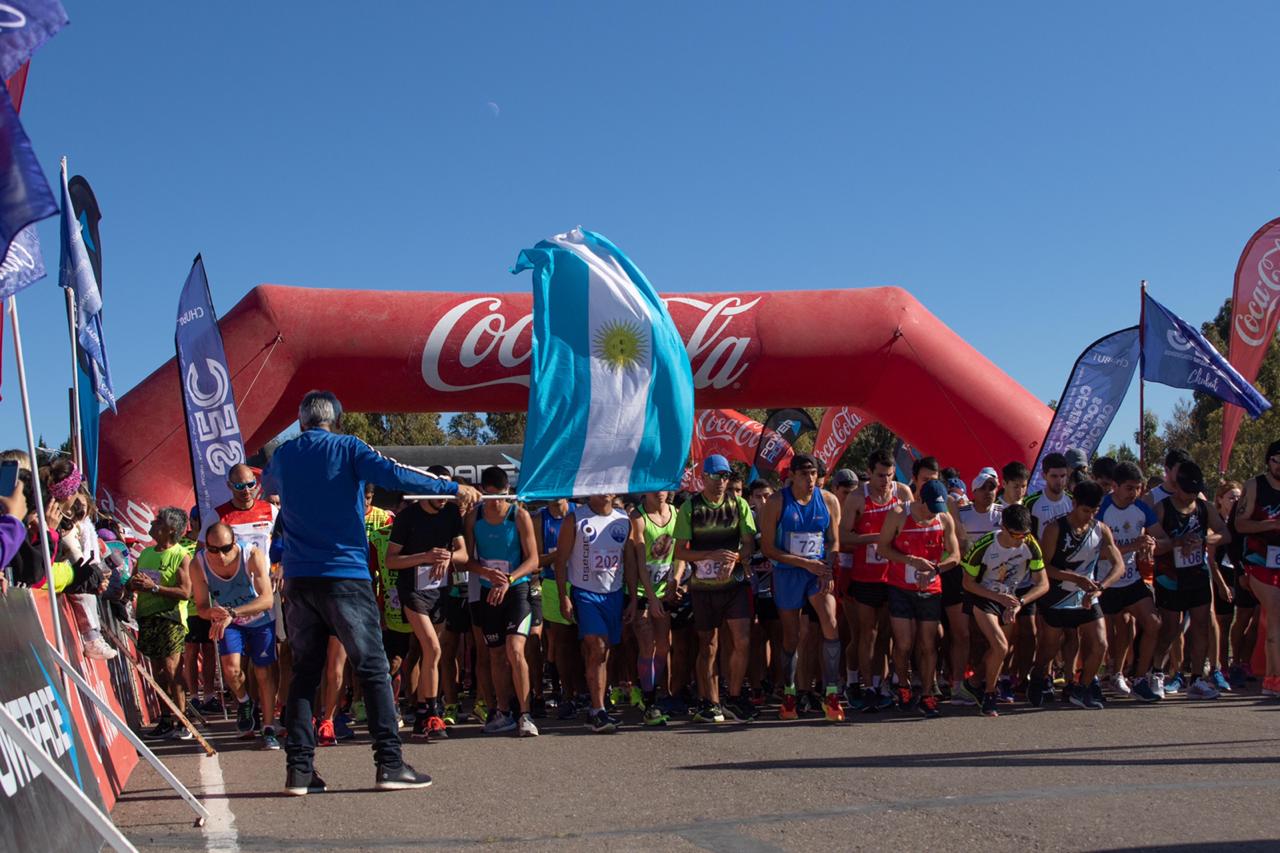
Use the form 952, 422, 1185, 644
447, 412, 491, 445
342, 412, 447, 447
485, 412, 526, 445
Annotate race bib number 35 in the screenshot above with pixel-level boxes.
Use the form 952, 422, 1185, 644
694, 560, 720, 580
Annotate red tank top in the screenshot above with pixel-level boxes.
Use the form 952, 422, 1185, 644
888, 510, 945, 593
852, 488, 900, 583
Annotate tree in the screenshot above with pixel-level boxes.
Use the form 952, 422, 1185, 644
342, 412, 448, 447
447, 412, 490, 445
486, 412, 526, 445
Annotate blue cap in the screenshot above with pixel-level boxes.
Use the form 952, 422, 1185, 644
920, 479, 949, 513
703, 454, 732, 475
945, 477, 966, 495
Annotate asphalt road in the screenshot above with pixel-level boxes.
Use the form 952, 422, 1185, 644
112, 688, 1280, 852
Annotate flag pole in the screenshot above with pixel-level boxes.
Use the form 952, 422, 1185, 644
7, 296, 67, 659
63, 255, 84, 472
1138, 279, 1147, 473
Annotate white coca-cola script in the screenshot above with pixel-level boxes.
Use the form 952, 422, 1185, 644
1234, 238, 1280, 349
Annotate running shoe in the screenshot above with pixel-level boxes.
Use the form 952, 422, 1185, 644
1163, 673, 1185, 695
723, 697, 756, 723
199, 696, 224, 715
896, 686, 914, 711
333, 714, 356, 741
169, 725, 194, 741
658, 695, 689, 717
284, 768, 328, 797
1229, 665, 1248, 690
351, 699, 367, 723
316, 718, 337, 747
517, 713, 539, 737
1085, 679, 1106, 710
750, 688, 767, 707
797, 692, 816, 716
1028, 676, 1053, 708
920, 694, 941, 718
1149, 672, 1167, 699
996, 677, 1017, 705
1187, 677, 1220, 700
1133, 677, 1161, 703
608, 686, 626, 708
1068, 683, 1087, 709
442, 703, 459, 726
779, 693, 799, 720
483, 710, 517, 734
412, 714, 430, 741
693, 701, 725, 723
83, 637, 118, 661
823, 691, 845, 722
844, 683, 863, 710
473, 699, 489, 723
236, 699, 256, 738
375, 763, 433, 791
427, 715, 448, 740
1262, 676, 1280, 697
1109, 673, 1132, 697
590, 710, 618, 733
875, 687, 896, 711
629, 686, 645, 709
557, 699, 579, 720
951, 680, 980, 707
1209, 668, 1232, 693
261, 726, 282, 750
980, 692, 999, 717
643, 704, 669, 727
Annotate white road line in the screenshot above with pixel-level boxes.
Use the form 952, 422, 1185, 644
197, 751, 239, 853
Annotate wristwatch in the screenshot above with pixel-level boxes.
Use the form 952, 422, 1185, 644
226, 607, 238, 622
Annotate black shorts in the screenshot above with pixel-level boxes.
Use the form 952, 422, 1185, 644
382, 628, 412, 660
402, 585, 447, 623
185, 615, 212, 645
1101, 582, 1152, 616
691, 583, 752, 632
850, 580, 889, 609
887, 586, 942, 622
940, 567, 965, 607
1041, 604, 1103, 630
801, 599, 819, 624
962, 593, 1004, 618
1154, 582, 1211, 613
442, 594, 471, 633
753, 595, 779, 622
529, 580, 544, 629
1015, 588, 1038, 618
1234, 579, 1260, 610
476, 582, 535, 648
670, 589, 696, 631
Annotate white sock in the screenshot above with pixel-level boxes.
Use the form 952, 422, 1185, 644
237, 693, 250, 704
847, 668, 858, 685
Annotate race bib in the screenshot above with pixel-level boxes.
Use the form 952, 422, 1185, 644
866, 544, 888, 565
647, 561, 671, 583
388, 588, 401, 609
902, 564, 916, 586
1174, 539, 1203, 569
232, 611, 256, 626
837, 552, 853, 570
452, 569, 470, 586
694, 560, 721, 580
416, 564, 444, 591
482, 559, 511, 576
1266, 546, 1280, 570
787, 532, 823, 559
989, 581, 1012, 596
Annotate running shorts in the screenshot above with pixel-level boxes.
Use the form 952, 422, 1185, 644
571, 587, 624, 645
1101, 582, 1152, 616
217, 620, 277, 666
887, 587, 942, 622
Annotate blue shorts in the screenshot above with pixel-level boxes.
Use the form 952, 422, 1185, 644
218, 620, 277, 666
571, 588, 624, 645
773, 563, 821, 611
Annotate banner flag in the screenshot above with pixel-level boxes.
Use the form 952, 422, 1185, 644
1221, 217, 1280, 471
893, 439, 920, 485
176, 256, 245, 530
1029, 327, 1140, 492
683, 409, 767, 492
68, 175, 104, 489
512, 228, 694, 500
57, 160, 113, 411
0, 1, 67, 79
1142, 291, 1270, 418
813, 405, 871, 475
0, 84, 55, 267
752, 408, 817, 476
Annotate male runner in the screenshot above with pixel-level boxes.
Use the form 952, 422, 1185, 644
631, 491, 683, 725
674, 455, 757, 724
1018, 453, 1074, 698
1150, 461, 1224, 699
1096, 462, 1163, 702
556, 494, 634, 733
1234, 440, 1280, 695
840, 449, 912, 712
535, 498, 582, 719
464, 466, 540, 736
1091, 457, 1118, 494
960, 503, 1048, 716
746, 480, 780, 706
1030, 481, 1125, 710
878, 479, 960, 718
1144, 448, 1192, 508
827, 469, 861, 700
386, 485, 467, 739
191, 523, 280, 748
999, 461, 1030, 509
947, 465, 1002, 706
759, 454, 845, 721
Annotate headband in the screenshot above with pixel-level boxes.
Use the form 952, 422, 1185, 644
50, 464, 82, 502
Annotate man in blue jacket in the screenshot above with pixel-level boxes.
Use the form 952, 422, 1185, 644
265, 391, 479, 795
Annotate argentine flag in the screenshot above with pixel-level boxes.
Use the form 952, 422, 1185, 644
512, 228, 694, 500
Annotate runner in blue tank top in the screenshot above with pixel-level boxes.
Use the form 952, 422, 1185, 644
527, 499, 576, 717
758, 453, 846, 723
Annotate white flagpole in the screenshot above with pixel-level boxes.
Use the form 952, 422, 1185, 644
65, 285, 84, 470
7, 296, 66, 658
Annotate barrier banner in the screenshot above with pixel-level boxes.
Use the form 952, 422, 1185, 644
1221, 217, 1280, 472
0, 588, 107, 852
753, 408, 816, 475
813, 406, 871, 475
1029, 327, 1139, 492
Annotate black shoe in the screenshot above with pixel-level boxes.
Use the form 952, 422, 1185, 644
411, 713, 429, 741
144, 719, 175, 739
590, 709, 618, 733
236, 700, 256, 737
375, 763, 433, 791
1028, 677, 1052, 708
284, 768, 327, 797
722, 697, 754, 723
530, 696, 548, 719
981, 692, 1000, 717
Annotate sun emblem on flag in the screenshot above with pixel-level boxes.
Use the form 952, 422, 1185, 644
593, 320, 647, 370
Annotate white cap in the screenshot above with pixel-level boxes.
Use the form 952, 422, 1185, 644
970, 467, 999, 492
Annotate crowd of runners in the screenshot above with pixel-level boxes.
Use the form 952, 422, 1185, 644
9, 391, 1280, 795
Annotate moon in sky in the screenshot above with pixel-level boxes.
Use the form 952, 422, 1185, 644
486, 101, 500, 118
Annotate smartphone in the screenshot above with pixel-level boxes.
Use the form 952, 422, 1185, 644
0, 459, 18, 499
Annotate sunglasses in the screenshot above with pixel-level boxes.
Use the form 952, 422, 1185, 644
230, 480, 258, 492
206, 543, 235, 554
705, 473, 729, 480
1005, 529, 1029, 539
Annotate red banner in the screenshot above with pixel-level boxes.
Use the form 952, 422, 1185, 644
683, 408, 765, 491
814, 405, 872, 474
1222, 217, 1280, 472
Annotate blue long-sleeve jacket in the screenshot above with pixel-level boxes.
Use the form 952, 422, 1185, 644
264, 430, 458, 580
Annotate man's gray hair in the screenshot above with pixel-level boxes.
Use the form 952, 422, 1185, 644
154, 506, 189, 539
299, 390, 342, 429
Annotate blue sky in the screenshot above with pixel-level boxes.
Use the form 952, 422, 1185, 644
4, 2, 1278, 461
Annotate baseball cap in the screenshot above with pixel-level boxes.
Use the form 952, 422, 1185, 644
832, 468, 858, 487
945, 477, 966, 495
970, 466, 999, 492
1175, 461, 1206, 496
702, 454, 732, 475
789, 453, 819, 473
920, 479, 949, 513
1064, 447, 1089, 470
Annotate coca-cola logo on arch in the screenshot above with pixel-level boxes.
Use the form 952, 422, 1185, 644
694, 409, 762, 450
421, 294, 763, 393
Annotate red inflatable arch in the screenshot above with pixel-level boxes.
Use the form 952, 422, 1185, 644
96, 285, 1050, 531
